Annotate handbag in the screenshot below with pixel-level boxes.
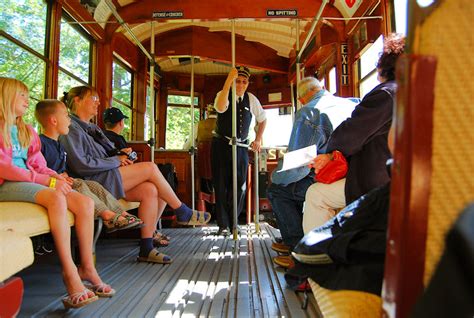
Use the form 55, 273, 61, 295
314, 150, 348, 184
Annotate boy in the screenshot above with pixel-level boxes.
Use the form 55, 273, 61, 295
35, 99, 142, 233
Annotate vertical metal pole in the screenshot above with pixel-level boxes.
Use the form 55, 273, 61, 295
290, 82, 295, 121
253, 150, 260, 234
150, 22, 155, 162
231, 20, 238, 240
190, 56, 195, 211
295, 19, 302, 110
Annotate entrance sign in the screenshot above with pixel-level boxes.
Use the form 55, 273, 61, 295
153, 11, 184, 19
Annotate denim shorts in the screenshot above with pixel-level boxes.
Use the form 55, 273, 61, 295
0, 181, 48, 203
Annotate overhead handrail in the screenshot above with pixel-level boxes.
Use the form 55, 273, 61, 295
296, 0, 328, 64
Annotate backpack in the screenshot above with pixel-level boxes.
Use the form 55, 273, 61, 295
157, 163, 178, 192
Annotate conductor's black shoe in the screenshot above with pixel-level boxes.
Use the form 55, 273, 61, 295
217, 227, 230, 236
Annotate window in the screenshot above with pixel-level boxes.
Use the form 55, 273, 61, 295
357, 35, 383, 98
58, 14, 92, 96
328, 67, 337, 94
112, 60, 133, 140
0, 0, 49, 125
261, 107, 293, 148
393, 0, 408, 35
166, 94, 199, 149
145, 85, 152, 141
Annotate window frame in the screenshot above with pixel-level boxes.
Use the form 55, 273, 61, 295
112, 57, 135, 139
58, 12, 93, 89
165, 92, 201, 150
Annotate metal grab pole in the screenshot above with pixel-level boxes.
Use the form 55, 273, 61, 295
253, 150, 260, 234
150, 22, 155, 162
295, 19, 301, 110
231, 20, 238, 241
290, 82, 295, 121
190, 56, 195, 211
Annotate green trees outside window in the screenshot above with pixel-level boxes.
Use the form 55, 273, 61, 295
166, 95, 199, 149
112, 61, 133, 139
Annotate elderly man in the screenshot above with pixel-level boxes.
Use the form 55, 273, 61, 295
268, 77, 357, 268
211, 66, 267, 235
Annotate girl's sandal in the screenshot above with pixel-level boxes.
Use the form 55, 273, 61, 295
62, 289, 98, 309
84, 283, 116, 298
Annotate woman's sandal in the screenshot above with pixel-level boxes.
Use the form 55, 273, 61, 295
62, 289, 98, 309
176, 210, 212, 226
84, 282, 116, 298
103, 213, 143, 233
153, 231, 170, 247
137, 248, 173, 264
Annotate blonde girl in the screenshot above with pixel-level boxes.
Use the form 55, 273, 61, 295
0, 77, 114, 309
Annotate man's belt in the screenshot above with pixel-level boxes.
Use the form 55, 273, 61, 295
213, 132, 249, 147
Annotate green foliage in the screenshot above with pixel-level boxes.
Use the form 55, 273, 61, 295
0, 0, 91, 127
113, 62, 132, 105
59, 17, 91, 83
167, 94, 198, 106
166, 106, 199, 149
0, 0, 47, 54
0, 0, 47, 127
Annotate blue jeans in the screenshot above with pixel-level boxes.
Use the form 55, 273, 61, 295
267, 175, 314, 249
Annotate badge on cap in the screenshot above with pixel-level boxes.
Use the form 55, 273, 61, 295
237, 66, 250, 79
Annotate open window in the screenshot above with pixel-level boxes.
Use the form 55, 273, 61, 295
112, 59, 133, 139
165, 94, 199, 149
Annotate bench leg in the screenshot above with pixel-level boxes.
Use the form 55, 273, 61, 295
0, 277, 24, 317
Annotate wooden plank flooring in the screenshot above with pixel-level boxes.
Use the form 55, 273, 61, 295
18, 224, 319, 317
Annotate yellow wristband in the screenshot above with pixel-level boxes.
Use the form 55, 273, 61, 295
49, 177, 57, 188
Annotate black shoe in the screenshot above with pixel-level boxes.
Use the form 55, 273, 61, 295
217, 227, 230, 236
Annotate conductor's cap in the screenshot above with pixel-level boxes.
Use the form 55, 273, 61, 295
237, 66, 251, 79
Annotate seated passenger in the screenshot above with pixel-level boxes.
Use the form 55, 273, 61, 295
59, 86, 211, 264
0, 77, 113, 308
35, 99, 143, 233
102, 106, 129, 150
303, 34, 405, 233
267, 77, 357, 268
102, 106, 175, 246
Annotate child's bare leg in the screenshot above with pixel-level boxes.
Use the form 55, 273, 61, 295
66, 191, 111, 291
35, 189, 90, 299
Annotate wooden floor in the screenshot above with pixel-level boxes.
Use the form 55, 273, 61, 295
18, 223, 320, 317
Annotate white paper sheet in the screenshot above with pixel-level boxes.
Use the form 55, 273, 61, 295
279, 144, 316, 172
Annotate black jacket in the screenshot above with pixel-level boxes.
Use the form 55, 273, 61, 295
327, 81, 396, 203
286, 183, 390, 295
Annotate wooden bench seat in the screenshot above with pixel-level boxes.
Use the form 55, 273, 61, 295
308, 278, 382, 318
0, 199, 139, 282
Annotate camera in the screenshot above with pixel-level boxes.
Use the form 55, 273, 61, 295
127, 151, 137, 161
117, 150, 137, 161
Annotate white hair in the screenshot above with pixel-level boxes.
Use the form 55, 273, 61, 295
297, 77, 322, 99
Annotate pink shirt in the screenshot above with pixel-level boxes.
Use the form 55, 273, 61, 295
0, 125, 56, 186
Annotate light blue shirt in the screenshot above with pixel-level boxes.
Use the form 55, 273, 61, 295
10, 125, 28, 170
